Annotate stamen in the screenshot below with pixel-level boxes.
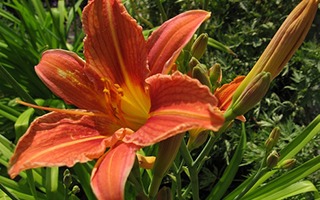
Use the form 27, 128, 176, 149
16, 100, 106, 117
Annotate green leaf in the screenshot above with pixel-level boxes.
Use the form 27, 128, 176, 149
14, 108, 35, 142
73, 163, 96, 200
225, 114, 320, 200
243, 155, 320, 199
251, 181, 319, 200
207, 122, 247, 199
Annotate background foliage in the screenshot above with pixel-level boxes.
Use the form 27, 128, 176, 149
0, 0, 319, 199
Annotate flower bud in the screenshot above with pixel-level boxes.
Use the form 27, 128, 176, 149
149, 134, 184, 198
265, 127, 281, 152
229, 72, 271, 117
269, 127, 280, 145
63, 169, 72, 188
232, 0, 318, 102
187, 129, 209, 151
71, 185, 80, 194
264, 138, 275, 153
266, 150, 279, 169
191, 33, 208, 60
156, 186, 172, 200
192, 64, 211, 88
209, 64, 222, 91
279, 159, 296, 169
188, 57, 201, 71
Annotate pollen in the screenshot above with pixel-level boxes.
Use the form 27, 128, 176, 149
101, 77, 126, 123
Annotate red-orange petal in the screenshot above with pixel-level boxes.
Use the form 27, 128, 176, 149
82, 0, 148, 88
147, 10, 211, 75
124, 72, 224, 146
215, 76, 245, 111
91, 142, 139, 200
35, 50, 107, 112
8, 111, 118, 178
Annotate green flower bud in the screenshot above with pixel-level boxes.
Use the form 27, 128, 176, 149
71, 185, 80, 194
265, 138, 275, 152
191, 33, 208, 60
269, 127, 280, 144
231, 71, 271, 116
209, 63, 222, 91
265, 127, 281, 152
187, 130, 209, 151
63, 169, 72, 188
192, 64, 211, 88
188, 57, 201, 71
279, 159, 296, 169
266, 150, 279, 169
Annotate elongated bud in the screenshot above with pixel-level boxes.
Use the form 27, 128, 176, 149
192, 64, 211, 88
191, 33, 208, 60
63, 169, 72, 188
269, 127, 280, 144
225, 72, 271, 120
149, 134, 184, 199
266, 150, 279, 169
265, 127, 281, 152
209, 64, 222, 91
156, 187, 172, 200
187, 129, 209, 151
279, 159, 296, 169
188, 57, 201, 71
232, 0, 319, 102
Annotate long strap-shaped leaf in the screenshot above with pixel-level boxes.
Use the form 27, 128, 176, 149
225, 114, 320, 200
207, 122, 247, 199
243, 155, 320, 199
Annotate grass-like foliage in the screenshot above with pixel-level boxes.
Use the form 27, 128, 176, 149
0, 0, 319, 199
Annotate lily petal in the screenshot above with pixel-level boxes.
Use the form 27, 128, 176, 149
83, 0, 148, 88
91, 142, 138, 200
215, 76, 245, 111
124, 72, 224, 146
35, 50, 107, 112
8, 111, 118, 178
147, 10, 211, 75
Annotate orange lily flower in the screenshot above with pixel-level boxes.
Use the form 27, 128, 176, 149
8, 0, 224, 199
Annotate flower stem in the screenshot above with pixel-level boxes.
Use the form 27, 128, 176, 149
180, 139, 200, 200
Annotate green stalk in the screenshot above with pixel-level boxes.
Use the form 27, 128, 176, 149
156, 0, 167, 22
149, 134, 184, 199
180, 139, 199, 200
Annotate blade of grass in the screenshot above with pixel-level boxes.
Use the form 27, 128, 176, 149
14, 108, 35, 142
45, 167, 59, 200
225, 114, 320, 200
0, 183, 19, 200
73, 163, 96, 200
207, 122, 247, 199
243, 155, 320, 199
252, 180, 319, 200
0, 65, 45, 115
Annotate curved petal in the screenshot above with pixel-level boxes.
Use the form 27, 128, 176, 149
147, 10, 211, 75
124, 72, 224, 146
91, 142, 139, 200
8, 111, 120, 178
35, 50, 107, 112
83, 0, 148, 88
215, 76, 245, 111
